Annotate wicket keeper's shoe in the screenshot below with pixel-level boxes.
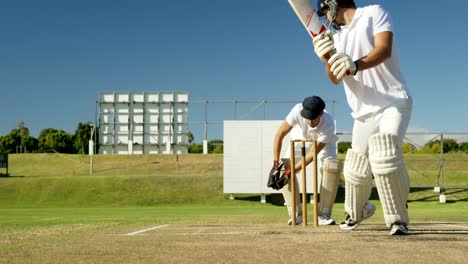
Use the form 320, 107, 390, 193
390, 223, 409, 236
362, 201, 376, 220
339, 201, 376, 231
318, 215, 336, 225
339, 214, 360, 230
287, 215, 303, 225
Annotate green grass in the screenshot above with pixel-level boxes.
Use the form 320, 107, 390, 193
0, 201, 467, 230
0, 153, 466, 227
0, 174, 227, 208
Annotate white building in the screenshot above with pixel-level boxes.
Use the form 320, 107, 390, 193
98, 91, 188, 154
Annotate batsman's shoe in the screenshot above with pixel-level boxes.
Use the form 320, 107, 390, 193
288, 215, 303, 225
340, 202, 376, 231
318, 215, 336, 226
390, 223, 409, 236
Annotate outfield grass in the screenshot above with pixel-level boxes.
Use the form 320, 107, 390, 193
1, 153, 467, 208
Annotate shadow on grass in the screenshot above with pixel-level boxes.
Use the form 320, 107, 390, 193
228, 186, 468, 205
0, 173, 24, 178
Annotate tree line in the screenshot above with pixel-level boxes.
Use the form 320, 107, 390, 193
1, 122, 466, 154
0, 122, 222, 154
0, 122, 93, 154
338, 139, 468, 154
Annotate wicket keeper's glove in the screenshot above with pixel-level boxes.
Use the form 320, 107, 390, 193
267, 161, 291, 190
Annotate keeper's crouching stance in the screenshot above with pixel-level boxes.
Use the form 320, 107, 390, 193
267, 96, 342, 226
281, 143, 342, 225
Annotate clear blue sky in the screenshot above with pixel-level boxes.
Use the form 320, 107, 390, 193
1, 0, 467, 142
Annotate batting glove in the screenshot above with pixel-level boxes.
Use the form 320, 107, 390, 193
313, 30, 335, 62
328, 53, 357, 80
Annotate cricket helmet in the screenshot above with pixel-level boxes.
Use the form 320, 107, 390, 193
316, 0, 339, 29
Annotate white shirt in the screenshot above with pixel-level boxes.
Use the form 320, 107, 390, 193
334, 5, 411, 119
285, 104, 338, 144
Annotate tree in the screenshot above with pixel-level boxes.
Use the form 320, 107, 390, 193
424, 138, 459, 153
188, 144, 203, 153
74, 122, 93, 154
402, 142, 416, 154
0, 129, 21, 153
22, 135, 39, 153
208, 139, 223, 153
460, 142, 468, 154
441, 138, 459, 152
18, 121, 29, 152
38, 128, 74, 153
337, 142, 352, 153
38, 128, 58, 152
212, 145, 223, 154
0, 122, 38, 153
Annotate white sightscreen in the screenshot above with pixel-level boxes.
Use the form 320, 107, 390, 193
223, 120, 321, 194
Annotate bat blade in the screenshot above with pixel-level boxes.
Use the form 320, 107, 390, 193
288, 0, 336, 60
288, 0, 326, 38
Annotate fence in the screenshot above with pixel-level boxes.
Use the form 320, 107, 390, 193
187, 100, 336, 142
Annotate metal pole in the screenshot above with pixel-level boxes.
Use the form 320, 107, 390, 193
95, 100, 98, 155
90, 123, 95, 176
439, 133, 444, 192
204, 101, 208, 140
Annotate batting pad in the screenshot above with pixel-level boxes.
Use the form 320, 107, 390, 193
369, 133, 410, 227
319, 159, 342, 216
344, 149, 373, 222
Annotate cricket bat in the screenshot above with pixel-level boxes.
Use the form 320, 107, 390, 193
288, 0, 336, 59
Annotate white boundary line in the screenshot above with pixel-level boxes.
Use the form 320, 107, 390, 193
127, 224, 169, 236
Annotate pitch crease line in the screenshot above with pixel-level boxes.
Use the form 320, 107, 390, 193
127, 224, 169, 236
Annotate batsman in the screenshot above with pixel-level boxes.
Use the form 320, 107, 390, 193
268, 96, 342, 226
313, 0, 413, 235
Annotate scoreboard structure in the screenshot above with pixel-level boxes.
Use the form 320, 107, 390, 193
97, 91, 188, 154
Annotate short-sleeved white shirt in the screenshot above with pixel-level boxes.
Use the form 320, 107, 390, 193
334, 5, 411, 119
285, 104, 338, 144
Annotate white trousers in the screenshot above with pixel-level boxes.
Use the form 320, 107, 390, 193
349, 98, 412, 225
352, 98, 413, 154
